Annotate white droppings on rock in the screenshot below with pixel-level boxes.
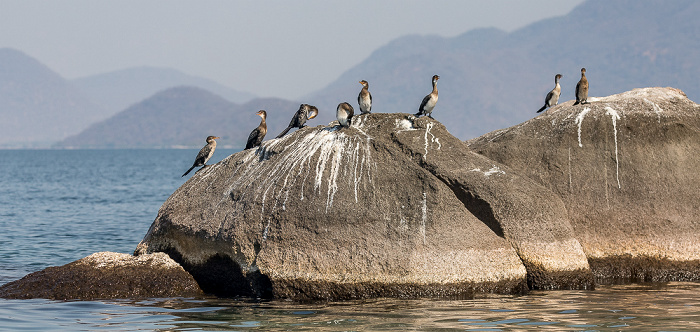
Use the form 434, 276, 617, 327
395, 118, 417, 132
470, 166, 505, 177
643, 98, 663, 123
574, 107, 591, 148
605, 107, 622, 189
263, 218, 271, 240
224, 127, 375, 215
423, 122, 441, 160
596, 87, 687, 102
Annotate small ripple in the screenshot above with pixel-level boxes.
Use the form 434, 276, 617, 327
490, 309, 515, 312
292, 310, 316, 315
517, 321, 559, 326
493, 318, 529, 324
558, 309, 577, 314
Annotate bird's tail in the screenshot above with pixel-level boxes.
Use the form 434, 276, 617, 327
536, 105, 547, 113
182, 166, 196, 177
276, 126, 292, 139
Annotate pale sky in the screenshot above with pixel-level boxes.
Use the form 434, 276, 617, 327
0, 0, 584, 100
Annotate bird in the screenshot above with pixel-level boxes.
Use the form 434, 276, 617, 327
573, 68, 589, 105
275, 104, 318, 138
182, 136, 219, 177
358, 80, 372, 114
415, 75, 440, 118
537, 74, 563, 113
245, 110, 267, 149
336, 102, 354, 128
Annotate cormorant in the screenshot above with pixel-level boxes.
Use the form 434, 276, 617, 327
415, 75, 440, 118
245, 110, 267, 149
182, 135, 219, 177
275, 104, 318, 138
358, 80, 372, 114
573, 68, 589, 105
336, 102, 354, 128
537, 74, 562, 113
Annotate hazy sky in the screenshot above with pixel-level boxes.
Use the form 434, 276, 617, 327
1, 0, 584, 100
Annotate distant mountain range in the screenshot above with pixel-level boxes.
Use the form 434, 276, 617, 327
55, 87, 301, 149
0, 48, 104, 148
0, 49, 255, 148
4, 0, 700, 148
305, 0, 700, 139
71, 67, 256, 115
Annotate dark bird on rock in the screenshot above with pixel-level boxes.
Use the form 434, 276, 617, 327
415, 75, 440, 118
245, 110, 267, 149
182, 135, 219, 177
358, 80, 372, 114
573, 68, 589, 105
336, 102, 354, 128
275, 104, 318, 138
537, 74, 562, 113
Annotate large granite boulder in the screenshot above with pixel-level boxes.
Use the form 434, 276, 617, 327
0, 252, 202, 300
136, 111, 593, 300
468, 87, 700, 282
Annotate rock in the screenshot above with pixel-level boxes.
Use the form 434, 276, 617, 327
468, 87, 700, 282
0, 252, 202, 300
136, 112, 593, 301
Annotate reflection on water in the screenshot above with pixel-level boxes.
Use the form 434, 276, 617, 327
1, 282, 698, 331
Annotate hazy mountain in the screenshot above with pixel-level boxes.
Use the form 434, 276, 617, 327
304, 0, 700, 139
9, 0, 700, 149
71, 66, 256, 116
56, 86, 301, 149
0, 48, 105, 148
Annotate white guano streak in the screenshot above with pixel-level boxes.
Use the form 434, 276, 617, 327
605, 107, 621, 189
574, 107, 591, 148
226, 128, 374, 216
469, 166, 505, 177
423, 122, 441, 160
643, 98, 663, 123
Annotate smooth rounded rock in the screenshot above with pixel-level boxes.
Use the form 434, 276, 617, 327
0, 252, 203, 300
469, 87, 700, 282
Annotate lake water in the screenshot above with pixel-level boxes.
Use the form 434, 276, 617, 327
1, 149, 699, 331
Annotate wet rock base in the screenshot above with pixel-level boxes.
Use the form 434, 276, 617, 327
270, 278, 528, 302
589, 255, 700, 284
163, 248, 528, 301
524, 262, 595, 291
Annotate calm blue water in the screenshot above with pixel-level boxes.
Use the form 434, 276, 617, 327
1, 149, 699, 331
